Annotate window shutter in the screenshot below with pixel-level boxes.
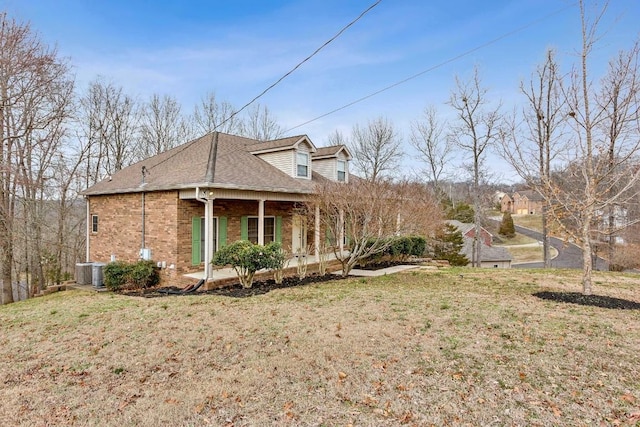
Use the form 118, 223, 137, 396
218, 216, 227, 247
191, 217, 201, 265
241, 216, 248, 241
275, 216, 282, 243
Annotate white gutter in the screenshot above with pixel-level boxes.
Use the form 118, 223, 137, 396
85, 196, 90, 262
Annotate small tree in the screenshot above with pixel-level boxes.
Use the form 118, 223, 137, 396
212, 241, 268, 288
262, 242, 288, 285
433, 224, 469, 266
305, 178, 441, 276
498, 211, 516, 238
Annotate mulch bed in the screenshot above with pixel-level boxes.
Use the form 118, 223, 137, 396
123, 273, 348, 298
533, 291, 640, 310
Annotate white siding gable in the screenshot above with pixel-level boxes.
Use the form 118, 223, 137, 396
312, 150, 350, 182
256, 150, 294, 176
254, 139, 315, 179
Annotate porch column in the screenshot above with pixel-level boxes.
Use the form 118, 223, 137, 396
258, 199, 265, 245
314, 204, 320, 257
205, 198, 214, 279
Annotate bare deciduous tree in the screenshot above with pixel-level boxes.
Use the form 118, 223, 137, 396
499, 49, 566, 268
193, 92, 240, 135
448, 68, 501, 267
348, 117, 403, 182
546, 0, 640, 294
305, 178, 440, 276
137, 93, 191, 159
239, 103, 283, 141
79, 78, 140, 186
1, 13, 74, 304
325, 129, 348, 146
410, 106, 452, 194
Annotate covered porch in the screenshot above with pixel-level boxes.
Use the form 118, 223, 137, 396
180, 187, 346, 279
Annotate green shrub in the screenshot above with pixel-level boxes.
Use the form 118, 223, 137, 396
212, 240, 276, 288
103, 260, 160, 292
409, 236, 427, 257
103, 261, 130, 291
129, 260, 160, 288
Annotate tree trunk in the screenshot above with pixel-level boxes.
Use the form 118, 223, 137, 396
581, 211, 593, 295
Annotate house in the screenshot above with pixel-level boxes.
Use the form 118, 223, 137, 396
447, 220, 512, 268
511, 190, 544, 215
82, 132, 352, 281
500, 194, 513, 213
460, 239, 512, 268
446, 220, 493, 246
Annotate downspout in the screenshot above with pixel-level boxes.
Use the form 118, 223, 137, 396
141, 166, 147, 252
141, 192, 145, 250
195, 186, 209, 280
85, 196, 90, 262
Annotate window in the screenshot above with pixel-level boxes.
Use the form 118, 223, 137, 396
337, 160, 346, 182
297, 152, 309, 177
91, 215, 98, 233
200, 217, 218, 263
248, 217, 275, 244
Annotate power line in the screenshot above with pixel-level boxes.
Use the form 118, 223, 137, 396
148, 0, 382, 172
214, 0, 383, 132
284, 2, 577, 134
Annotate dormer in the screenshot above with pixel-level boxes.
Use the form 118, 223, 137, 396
249, 135, 317, 180
311, 145, 352, 182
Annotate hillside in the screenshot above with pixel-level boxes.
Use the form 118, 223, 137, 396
1, 268, 639, 426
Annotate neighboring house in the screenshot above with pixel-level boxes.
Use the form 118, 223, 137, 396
447, 220, 493, 247
460, 239, 512, 268
512, 190, 544, 215
500, 194, 513, 213
447, 220, 512, 268
82, 132, 351, 281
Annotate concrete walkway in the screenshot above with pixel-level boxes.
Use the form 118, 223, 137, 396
345, 264, 423, 277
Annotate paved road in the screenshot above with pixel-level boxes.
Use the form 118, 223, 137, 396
511, 225, 609, 270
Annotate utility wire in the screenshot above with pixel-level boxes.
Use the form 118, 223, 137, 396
214, 0, 383, 132
148, 0, 382, 172
284, 2, 577, 134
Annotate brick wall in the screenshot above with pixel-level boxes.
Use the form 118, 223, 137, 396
91, 192, 306, 281
88, 191, 181, 273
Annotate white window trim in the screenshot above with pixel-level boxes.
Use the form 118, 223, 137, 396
337, 160, 346, 182
248, 216, 276, 244
296, 151, 309, 178
91, 214, 98, 233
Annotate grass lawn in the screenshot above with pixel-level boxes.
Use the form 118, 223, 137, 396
513, 214, 543, 232
1, 269, 639, 426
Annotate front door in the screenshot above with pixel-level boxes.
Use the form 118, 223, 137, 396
292, 215, 307, 254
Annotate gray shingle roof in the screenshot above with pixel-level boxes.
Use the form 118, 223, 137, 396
312, 145, 352, 160
82, 132, 318, 196
461, 238, 512, 262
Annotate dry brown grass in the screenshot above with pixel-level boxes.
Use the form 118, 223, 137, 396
1, 269, 639, 426
512, 214, 543, 232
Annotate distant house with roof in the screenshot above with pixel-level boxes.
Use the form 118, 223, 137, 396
500, 190, 544, 215
447, 220, 512, 268
82, 132, 351, 282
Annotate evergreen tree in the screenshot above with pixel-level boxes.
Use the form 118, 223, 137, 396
499, 211, 516, 238
433, 224, 469, 266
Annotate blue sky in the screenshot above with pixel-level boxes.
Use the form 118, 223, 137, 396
2, 0, 639, 181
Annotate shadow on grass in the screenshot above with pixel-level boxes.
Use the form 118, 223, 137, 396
533, 291, 640, 310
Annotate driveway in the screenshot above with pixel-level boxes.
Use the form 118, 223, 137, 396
512, 225, 609, 270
